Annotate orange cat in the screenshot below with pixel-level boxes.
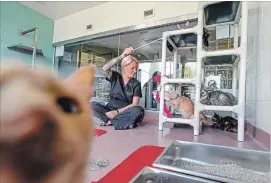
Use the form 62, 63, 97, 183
0, 64, 95, 183
164, 89, 206, 121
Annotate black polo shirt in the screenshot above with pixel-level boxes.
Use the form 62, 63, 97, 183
106, 71, 142, 109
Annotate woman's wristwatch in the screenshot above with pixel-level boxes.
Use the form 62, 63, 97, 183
116, 109, 119, 114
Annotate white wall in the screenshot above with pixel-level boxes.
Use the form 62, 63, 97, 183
53, 1, 198, 43
245, 2, 271, 133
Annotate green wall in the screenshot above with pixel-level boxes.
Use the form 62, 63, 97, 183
0, 2, 54, 70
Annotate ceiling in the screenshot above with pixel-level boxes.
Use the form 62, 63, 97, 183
20, 1, 107, 20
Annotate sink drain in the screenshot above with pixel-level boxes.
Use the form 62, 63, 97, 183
88, 158, 109, 171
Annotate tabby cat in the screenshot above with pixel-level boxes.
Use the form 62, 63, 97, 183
200, 85, 238, 106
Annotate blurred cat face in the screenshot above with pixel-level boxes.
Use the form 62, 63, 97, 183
0, 64, 95, 183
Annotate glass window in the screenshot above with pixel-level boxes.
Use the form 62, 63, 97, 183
53, 18, 237, 111
55, 42, 83, 79
80, 35, 121, 104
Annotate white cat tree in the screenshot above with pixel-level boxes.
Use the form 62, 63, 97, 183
158, 1, 248, 142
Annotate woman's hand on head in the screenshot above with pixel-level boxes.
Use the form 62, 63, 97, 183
105, 110, 118, 119
121, 47, 134, 57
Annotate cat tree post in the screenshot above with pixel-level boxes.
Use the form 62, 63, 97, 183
171, 50, 179, 115
201, 64, 205, 81
194, 7, 204, 136
180, 57, 185, 96
232, 23, 239, 97
232, 23, 239, 118
173, 50, 178, 78
158, 35, 168, 131
237, 1, 248, 142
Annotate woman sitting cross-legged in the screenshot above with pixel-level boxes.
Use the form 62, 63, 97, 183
91, 47, 145, 130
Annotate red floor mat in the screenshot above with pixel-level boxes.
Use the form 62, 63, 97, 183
91, 145, 165, 183
94, 129, 107, 137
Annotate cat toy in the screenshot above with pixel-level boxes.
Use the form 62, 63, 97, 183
152, 74, 173, 118
133, 38, 163, 51
152, 90, 173, 118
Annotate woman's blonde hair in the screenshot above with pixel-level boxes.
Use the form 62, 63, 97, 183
121, 55, 139, 68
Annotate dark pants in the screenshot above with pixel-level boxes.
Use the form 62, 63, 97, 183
91, 101, 145, 130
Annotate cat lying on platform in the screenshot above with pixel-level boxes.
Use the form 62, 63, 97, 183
200, 86, 238, 106
0, 64, 95, 183
211, 113, 238, 133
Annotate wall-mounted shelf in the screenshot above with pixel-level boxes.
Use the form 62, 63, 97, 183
7, 44, 45, 57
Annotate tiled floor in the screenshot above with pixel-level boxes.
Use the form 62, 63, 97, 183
87, 112, 268, 182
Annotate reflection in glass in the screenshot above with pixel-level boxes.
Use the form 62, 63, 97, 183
81, 35, 121, 104
54, 20, 211, 111
57, 43, 83, 79
118, 25, 174, 110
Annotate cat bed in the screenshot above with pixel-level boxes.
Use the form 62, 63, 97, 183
167, 28, 210, 50
203, 55, 238, 65
170, 33, 197, 48
204, 1, 240, 25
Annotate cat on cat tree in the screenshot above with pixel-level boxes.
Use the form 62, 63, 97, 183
152, 74, 238, 123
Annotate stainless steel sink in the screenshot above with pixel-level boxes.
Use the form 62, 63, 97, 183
129, 166, 220, 183
153, 140, 270, 183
